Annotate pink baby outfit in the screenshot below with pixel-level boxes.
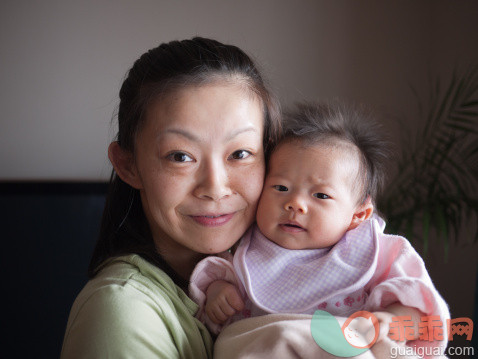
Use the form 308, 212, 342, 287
189, 216, 450, 351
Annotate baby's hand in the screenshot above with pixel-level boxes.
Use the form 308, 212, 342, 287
205, 280, 245, 324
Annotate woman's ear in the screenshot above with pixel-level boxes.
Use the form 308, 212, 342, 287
108, 141, 143, 189
348, 197, 374, 230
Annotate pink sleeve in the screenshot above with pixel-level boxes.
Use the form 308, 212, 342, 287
363, 227, 450, 353
189, 252, 245, 334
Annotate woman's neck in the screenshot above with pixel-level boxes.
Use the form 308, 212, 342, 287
153, 239, 206, 282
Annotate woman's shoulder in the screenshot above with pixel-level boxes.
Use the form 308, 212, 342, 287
73, 254, 197, 316
61, 254, 212, 358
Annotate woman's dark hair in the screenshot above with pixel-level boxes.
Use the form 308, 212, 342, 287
88, 37, 281, 282
281, 101, 390, 205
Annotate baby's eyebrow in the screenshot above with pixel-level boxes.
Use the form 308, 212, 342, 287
266, 176, 293, 186
307, 175, 330, 186
265, 173, 285, 180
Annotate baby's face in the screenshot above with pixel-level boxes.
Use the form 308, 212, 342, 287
256, 141, 362, 250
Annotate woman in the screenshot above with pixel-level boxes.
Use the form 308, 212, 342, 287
61, 37, 281, 358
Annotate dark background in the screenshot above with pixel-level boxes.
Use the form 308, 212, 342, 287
1, 183, 106, 358
1, 182, 477, 358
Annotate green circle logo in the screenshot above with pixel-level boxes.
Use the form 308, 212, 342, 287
311, 310, 379, 357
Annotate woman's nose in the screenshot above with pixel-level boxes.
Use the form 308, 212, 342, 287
193, 159, 233, 201
284, 195, 308, 214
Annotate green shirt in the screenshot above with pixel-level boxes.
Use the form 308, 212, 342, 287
61, 254, 213, 359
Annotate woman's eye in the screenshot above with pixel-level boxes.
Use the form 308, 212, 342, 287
314, 193, 330, 199
273, 185, 288, 192
229, 150, 252, 160
167, 152, 193, 163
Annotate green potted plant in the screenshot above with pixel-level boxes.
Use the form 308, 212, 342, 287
378, 65, 478, 258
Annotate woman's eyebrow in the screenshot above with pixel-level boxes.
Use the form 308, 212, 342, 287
162, 126, 257, 142
226, 126, 257, 141
162, 128, 199, 141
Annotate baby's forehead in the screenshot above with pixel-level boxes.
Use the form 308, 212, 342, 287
271, 137, 360, 164
272, 137, 360, 175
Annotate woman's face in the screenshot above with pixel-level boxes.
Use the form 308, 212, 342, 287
132, 82, 265, 257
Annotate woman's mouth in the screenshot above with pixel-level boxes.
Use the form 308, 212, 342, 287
190, 213, 235, 227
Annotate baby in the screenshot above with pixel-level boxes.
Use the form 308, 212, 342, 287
189, 102, 449, 350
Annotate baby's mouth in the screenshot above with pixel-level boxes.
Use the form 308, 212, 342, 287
279, 221, 306, 232
284, 223, 303, 229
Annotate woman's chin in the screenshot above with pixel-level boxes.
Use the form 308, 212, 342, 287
198, 243, 234, 255
192, 224, 250, 253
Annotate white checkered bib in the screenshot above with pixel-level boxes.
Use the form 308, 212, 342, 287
232, 218, 380, 314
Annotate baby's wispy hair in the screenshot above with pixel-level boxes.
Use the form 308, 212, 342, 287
280, 101, 391, 205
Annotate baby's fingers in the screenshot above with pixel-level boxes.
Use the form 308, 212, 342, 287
222, 284, 245, 312
206, 301, 234, 324
206, 306, 228, 324
225, 292, 245, 312
218, 300, 236, 317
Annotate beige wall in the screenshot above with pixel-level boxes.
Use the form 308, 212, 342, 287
2, 0, 477, 180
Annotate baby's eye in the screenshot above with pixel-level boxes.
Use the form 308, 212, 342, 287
313, 193, 330, 199
273, 185, 288, 192
229, 150, 252, 160
166, 152, 194, 163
